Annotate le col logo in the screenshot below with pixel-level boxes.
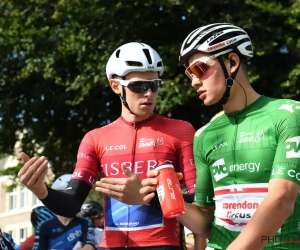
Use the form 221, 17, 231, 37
212, 141, 228, 151
285, 136, 300, 158
278, 100, 300, 113
105, 145, 128, 151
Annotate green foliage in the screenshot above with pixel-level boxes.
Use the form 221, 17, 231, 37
0, 0, 299, 183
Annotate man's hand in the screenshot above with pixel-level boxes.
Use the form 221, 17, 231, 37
95, 164, 147, 205
140, 169, 183, 203
18, 152, 49, 199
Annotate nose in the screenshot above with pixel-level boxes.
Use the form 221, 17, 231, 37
144, 87, 154, 96
191, 74, 202, 88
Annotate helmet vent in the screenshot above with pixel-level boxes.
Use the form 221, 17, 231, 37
126, 61, 143, 67
142, 49, 153, 64
116, 49, 121, 58
157, 61, 163, 67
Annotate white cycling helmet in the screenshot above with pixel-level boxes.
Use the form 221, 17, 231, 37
51, 174, 72, 190
179, 23, 253, 67
106, 42, 164, 80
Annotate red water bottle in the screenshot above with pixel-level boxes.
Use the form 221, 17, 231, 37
156, 159, 186, 218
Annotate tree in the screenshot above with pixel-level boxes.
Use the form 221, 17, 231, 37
0, 0, 299, 181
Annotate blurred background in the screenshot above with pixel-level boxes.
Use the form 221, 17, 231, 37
0, 0, 299, 244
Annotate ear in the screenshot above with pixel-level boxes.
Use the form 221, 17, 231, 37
227, 53, 240, 73
110, 79, 122, 95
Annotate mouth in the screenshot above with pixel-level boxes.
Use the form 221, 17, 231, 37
197, 90, 206, 99
140, 102, 153, 106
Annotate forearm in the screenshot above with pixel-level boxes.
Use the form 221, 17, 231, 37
41, 180, 91, 217
178, 202, 214, 238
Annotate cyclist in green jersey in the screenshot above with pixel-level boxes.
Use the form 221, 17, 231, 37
140, 23, 300, 250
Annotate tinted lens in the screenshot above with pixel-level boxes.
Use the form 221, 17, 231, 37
127, 80, 161, 93
185, 61, 208, 80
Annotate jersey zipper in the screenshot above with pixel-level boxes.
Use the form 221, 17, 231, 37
232, 115, 241, 227
125, 122, 138, 248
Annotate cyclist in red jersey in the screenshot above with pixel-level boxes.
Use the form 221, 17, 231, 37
18, 42, 196, 250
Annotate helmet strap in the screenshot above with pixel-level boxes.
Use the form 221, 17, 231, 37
119, 86, 137, 116
217, 57, 240, 105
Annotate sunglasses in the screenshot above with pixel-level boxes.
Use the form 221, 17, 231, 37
185, 49, 233, 80
117, 79, 162, 93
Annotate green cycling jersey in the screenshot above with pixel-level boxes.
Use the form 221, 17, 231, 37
194, 96, 300, 249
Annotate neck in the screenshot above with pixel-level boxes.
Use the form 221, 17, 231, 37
57, 215, 73, 226
222, 76, 260, 113
121, 107, 154, 122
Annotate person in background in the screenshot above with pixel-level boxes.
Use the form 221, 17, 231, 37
20, 206, 56, 250
0, 229, 15, 250
78, 201, 104, 249
2, 232, 19, 250
33, 174, 95, 250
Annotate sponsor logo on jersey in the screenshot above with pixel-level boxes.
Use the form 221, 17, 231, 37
105, 145, 128, 151
239, 130, 264, 143
278, 100, 300, 113
272, 168, 300, 182
223, 201, 259, 209
212, 141, 228, 151
226, 211, 252, 219
285, 136, 300, 158
138, 137, 164, 148
77, 152, 89, 159
212, 158, 260, 182
72, 172, 95, 185
119, 222, 140, 227
67, 230, 82, 241
52, 227, 64, 233
112, 206, 127, 216
102, 159, 175, 176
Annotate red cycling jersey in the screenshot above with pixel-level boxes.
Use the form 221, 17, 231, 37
72, 114, 196, 248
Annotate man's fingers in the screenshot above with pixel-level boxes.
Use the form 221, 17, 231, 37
121, 163, 135, 178
18, 156, 38, 177
176, 172, 183, 180
96, 181, 124, 192
18, 156, 48, 183
146, 169, 159, 178
141, 177, 158, 187
26, 159, 49, 186
20, 152, 30, 163
142, 192, 156, 203
95, 186, 122, 200
98, 178, 126, 185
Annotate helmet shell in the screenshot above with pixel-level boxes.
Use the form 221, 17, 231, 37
106, 42, 164, 80
31, 206, 56, 229
79, 201, 103, 218
51, 174, 72, 190
179, 23, 253, 67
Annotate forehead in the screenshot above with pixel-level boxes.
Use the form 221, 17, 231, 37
187, 52, 211, 67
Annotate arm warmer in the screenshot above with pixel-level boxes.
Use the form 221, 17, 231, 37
41, 179, 91, 217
